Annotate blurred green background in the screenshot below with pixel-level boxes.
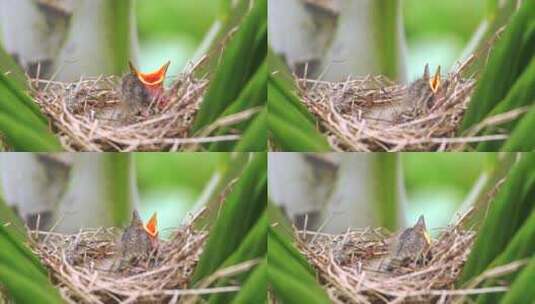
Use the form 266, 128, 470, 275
403, 0, 486, 81
402, 153, 494, 234
135, 153, 228, 237
136, 0, 219, 77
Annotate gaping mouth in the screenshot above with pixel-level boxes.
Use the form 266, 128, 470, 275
428, 66, 441, 94
144, 212, 158, 238
128, 61, 170, 87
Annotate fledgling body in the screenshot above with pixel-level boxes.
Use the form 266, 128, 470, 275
119, 72, 151, 118
382, 215, 431, 272
113, 210, 158, 271
97, 61, 170, 123
404, 64, 447, 114
367, 65, 445, 122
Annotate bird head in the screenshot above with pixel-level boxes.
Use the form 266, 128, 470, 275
143, 212, 159, 249
414, 215, 431, 246
128, 61, 170, 101
423, 64, 442, 94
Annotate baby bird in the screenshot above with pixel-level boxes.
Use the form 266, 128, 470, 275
405, 64, 446, 113
119, 61, 171, 117
113, 210, 159, 271
383, 215, 432, 272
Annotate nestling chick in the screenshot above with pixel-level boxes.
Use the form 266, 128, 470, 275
113, 210, 159, 271
383, 215, 432, 272
119, 61, 171, 117
405, 64, 447, 113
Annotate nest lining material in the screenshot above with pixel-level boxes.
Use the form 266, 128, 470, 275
297, 65, 482, 152
28, 217, 241, 304
295, 220, 518, 304
30, 62, 242, 152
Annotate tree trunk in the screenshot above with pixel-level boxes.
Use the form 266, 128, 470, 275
0, 0, 138, 81
0, 153, 138, 232
269, 0, 407, 82
268, 153, 406, 233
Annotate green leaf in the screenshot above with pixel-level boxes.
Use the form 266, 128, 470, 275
209, 211, 267, 303
192, 153, 266, 283
0, 113, 61, 151
462, 0, 523, 77
233, 108, 267, 152
501, 106, 535, 151
474, 205, 535, 304
209, 59, 267, 151
268, 50, 316, 123
0, 44, 27, 87
0, 69, 61, 151
0, 72, 48, 128
476, 53, 535, 151
0, 266, 61, 304
500, 257, 535, 304
458, 153, 535, 285
0, 222, 62, 303
268, 50, 330, 151
196, 0, 256, 74
268, 228, 330, 304
268, 114, 329, 152
0, 196, 26, 242
193, 0, 267, 131
269, 267, 330, 304
460, 0, 535, 132
230, 259, 267, 304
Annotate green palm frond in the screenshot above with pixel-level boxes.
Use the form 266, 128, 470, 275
458, 153, 535, 302
192, 153, 266, 302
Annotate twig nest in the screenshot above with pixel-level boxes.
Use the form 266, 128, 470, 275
31, 224, 207, 303
297, 67, 477, 151
32, 69, 209, 151
296, 224, 477, 303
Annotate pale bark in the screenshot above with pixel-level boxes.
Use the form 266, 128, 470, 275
269, 153, 406, 233
53, 0, 139, 81
268, 0, 338, 75
320, 0, 407, 82
0, 0, 137, 81
0, 0, 72, 77
0, 153, 139, 232
269, 0, 407, 82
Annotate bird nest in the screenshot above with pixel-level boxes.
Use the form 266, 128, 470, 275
295, 218, 521, 303
297, 65, 479, 152
30, 61, 241, 151
27, 214, 244, 304
296, 31, 523, 151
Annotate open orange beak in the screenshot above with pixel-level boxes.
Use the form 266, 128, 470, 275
128, 61, 170, 98
143, 212, 158, 239
428, 66, 441, 94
